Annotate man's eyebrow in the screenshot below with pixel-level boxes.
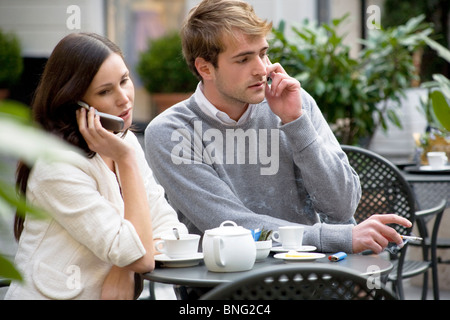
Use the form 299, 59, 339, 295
231, 46, 269, 59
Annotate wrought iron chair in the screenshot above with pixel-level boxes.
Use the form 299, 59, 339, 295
406, 179, 450, 293
341, 145, 446, 299
200, 264, 396, 300
394, 200, 446, 300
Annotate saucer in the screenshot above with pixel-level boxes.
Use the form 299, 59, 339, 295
419, 165, 450, 172
271, 245, 317, 253
404, 165, 450, 174
155, 253, 203, 268
274, 251, 325, 262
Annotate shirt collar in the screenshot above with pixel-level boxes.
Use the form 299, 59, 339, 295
193, 82, 256, 126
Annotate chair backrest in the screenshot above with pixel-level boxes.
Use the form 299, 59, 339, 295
415, 199, 447, 250
341, 145, 416, 236
200, 264, 396, 300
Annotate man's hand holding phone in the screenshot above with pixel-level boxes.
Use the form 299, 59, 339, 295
264, 57, 303, 124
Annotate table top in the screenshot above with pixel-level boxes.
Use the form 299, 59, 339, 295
143, 253, 393, 288
401, 165, 450, 182
399, 165, 450, 209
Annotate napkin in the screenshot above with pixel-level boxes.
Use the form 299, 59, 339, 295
251, 229, 261, 241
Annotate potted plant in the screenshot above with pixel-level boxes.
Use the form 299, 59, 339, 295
136, 32, 198, 114
269, 15, 432, 147
0, 29, 23, 100
415, 36, 450, 163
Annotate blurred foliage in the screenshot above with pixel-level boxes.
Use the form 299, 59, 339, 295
382, 0, 449, 81
136, 32, 198, 93
0, 100, 78, 282
421, 36, 450, 132
269, 15, 432, 146
0, 29, 23, 89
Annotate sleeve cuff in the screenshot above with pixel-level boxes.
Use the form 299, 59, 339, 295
280, 112, 319, 152
108, 219, 147, 267
319, 223, 354, 253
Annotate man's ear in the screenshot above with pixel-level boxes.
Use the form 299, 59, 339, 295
195, 57, 214, 80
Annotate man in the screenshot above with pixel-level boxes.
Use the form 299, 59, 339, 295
145, 0, 410, 253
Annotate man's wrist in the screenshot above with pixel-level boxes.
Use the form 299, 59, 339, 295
280, 110, 303, 124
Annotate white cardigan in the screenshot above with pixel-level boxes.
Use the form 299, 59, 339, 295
5, 131, 187, 300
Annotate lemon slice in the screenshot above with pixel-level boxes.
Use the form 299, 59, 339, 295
285, 251, 315, 258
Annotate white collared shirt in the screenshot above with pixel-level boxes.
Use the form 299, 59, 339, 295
193, 82, 257, 126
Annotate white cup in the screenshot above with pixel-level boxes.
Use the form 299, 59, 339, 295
427, 152, 448, 169
154, 234, 200, 259
271, 226, 304, 250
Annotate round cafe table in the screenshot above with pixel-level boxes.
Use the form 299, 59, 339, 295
142, 252, 393, 290
401, 166, 450, 210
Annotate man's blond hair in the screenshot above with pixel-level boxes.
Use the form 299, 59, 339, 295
181, 0, 272, 80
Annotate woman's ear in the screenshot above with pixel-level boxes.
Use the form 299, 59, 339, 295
195, 57, 213, 80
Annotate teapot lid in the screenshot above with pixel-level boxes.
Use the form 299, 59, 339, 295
205, 220, 251, 236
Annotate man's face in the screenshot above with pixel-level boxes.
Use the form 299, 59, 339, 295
210, 30, 270, 110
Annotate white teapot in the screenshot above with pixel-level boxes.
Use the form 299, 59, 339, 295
202, 220, 256, 272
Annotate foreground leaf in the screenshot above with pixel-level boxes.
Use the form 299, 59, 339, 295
0, 254, 22, 282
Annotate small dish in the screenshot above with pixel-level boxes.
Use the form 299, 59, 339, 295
271, 245, 317, 253
155, 253, 203, 268
255, 240, 272, 261
274, 251, 326, 262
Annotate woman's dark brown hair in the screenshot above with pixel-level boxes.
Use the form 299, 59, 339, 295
14, 33, 124, 240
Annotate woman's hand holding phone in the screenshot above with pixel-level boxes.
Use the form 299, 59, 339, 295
76, 106, 132, 163
264, 56, 303, 124
77, 101, 124, 132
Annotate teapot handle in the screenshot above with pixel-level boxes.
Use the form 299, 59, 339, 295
213, 236, 226, 267
220, 220, 237, 227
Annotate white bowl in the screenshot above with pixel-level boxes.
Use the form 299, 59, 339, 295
255, 240, 272, 261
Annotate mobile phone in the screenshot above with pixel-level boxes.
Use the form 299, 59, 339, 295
77, 101, 124, 132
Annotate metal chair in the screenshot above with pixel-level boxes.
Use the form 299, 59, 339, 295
410, 199, 447, 300
200, 264, 396, 300
406, 179, 450, 288
341, 145, 445, 299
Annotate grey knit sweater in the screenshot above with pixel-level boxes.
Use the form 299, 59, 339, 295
145, 88, 361, 253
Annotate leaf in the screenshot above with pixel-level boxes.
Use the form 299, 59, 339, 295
422, 36, 450, 63
0, 100, 31, 123
431, 74, 450, 99
0, 181, 47, 220
387, 109, 403, 129
258, 227, 273, 241
0, 254, 22, 282
0, 118, 80, 167
430, 90, 450, 131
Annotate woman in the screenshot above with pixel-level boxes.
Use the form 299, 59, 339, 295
5, 33, 187, 300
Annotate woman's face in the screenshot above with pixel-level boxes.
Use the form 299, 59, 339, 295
82, 53, 134, 130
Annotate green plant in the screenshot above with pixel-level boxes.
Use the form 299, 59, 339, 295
420, 36, 450, 132
269, 15, 432, 146
136, 32, 198, 93
382, 0, 450, 82
0, 30, 23, 88
258, 227, 273, 241
0, 100, 78, 282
